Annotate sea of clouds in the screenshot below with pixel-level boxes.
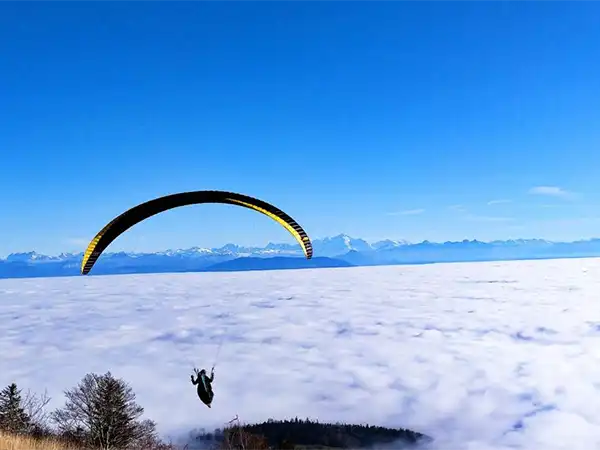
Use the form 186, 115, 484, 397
1, 258, 600, 450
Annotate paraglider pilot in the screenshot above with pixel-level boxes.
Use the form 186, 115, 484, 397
191, 367, 215, 408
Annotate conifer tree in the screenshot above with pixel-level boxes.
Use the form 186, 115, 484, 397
0, 382, 30, 434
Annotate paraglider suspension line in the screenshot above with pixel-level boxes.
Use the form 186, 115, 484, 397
212, 333, 225, 370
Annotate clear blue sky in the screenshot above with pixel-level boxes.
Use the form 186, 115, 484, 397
2, 2, 600, 256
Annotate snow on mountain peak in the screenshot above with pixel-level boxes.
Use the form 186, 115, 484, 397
6, 251, 55, 262
372, 239, 410, 251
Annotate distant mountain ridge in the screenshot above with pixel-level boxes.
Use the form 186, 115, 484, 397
2, 234, 600, 279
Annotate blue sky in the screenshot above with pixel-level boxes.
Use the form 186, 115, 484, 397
2, 2, 600, 256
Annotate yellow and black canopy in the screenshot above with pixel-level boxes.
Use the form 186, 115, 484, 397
81, 190, 312, 275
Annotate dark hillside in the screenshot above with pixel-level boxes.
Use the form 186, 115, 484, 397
194, 418, 432, 449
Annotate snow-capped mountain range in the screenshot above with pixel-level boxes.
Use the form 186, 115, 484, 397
2, 234, 600, 279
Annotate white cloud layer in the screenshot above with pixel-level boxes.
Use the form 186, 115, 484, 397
1, 259, 600, 450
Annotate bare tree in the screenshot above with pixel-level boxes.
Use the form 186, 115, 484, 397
22, 388, 51, 423
21, 388, 52, 436
51, 371, 160, 450
220, 415, 269, 450
127, 419, 176, 450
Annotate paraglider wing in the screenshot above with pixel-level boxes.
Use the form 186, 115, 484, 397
81, 190, 313, 275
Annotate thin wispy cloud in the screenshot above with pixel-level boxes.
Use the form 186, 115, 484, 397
388, 209, 425, 216
400, 208, 425, 216
487, 199, 512, 205
1, 261, 599, 450
528, 186, 575, 200
464, 214, 515, 223
448, 204, 466, 212
538, 217, 600, 226
64, 238, 89, 248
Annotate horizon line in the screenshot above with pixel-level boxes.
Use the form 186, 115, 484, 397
3, 235, 600, 259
